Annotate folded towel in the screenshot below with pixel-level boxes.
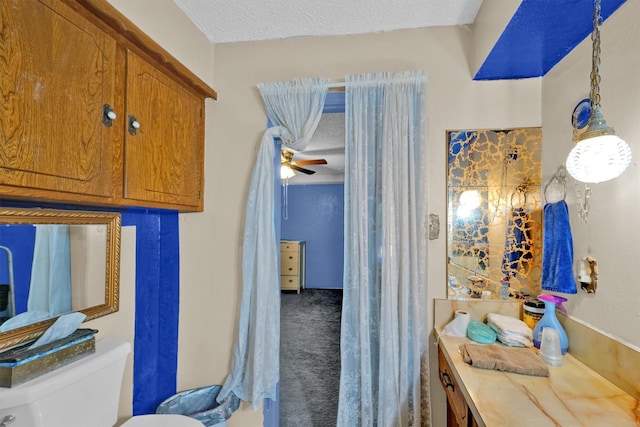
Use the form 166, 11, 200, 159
486, 313, 533, 347
460, 343, 549, 377
541, 201, 576, 294
493, 333, 532, 348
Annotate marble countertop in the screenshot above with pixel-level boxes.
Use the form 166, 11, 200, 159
438, 334, 640, 426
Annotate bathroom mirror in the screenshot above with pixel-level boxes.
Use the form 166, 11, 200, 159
0, 208, 120, 350
447, 128, 542, 300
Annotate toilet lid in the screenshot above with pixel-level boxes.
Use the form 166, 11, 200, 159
121, 414, 204, 427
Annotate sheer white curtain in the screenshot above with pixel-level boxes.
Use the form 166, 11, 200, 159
338, 71, 428, 426
218, 78, 328, 408
29, 224, 72, 316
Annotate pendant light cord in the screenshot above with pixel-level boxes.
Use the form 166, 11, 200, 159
590, 0, 602, 109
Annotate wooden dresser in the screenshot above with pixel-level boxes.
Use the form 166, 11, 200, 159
280, 241, 306, 293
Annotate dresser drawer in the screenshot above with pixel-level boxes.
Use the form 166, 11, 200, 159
280, 275, 300, 290
281, 256, 299, 275
280, 241, 299, 253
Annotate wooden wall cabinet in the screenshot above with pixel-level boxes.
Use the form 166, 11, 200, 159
0, 0, 216, 212
0, 0, 117, 200
123, 50, 204, 208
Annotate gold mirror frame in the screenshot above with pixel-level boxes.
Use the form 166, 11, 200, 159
0, 208, 120, 350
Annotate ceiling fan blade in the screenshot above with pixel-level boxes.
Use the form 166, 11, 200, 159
290, 164, 316, 175
295, 159, 327, 166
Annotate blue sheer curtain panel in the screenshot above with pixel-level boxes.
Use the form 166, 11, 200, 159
217, 78, 328, 409
28, 224, 72, 316
338, 71, 429, 427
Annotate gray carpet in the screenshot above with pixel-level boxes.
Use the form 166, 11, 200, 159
280, 288, 342, 427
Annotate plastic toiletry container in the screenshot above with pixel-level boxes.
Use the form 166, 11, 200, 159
523, 297, 545, 330
532, 294, 569, 355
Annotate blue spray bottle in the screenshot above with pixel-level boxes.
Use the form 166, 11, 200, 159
532, 294, 569, 355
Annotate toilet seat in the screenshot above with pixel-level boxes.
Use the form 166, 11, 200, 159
121, 414, 204, 426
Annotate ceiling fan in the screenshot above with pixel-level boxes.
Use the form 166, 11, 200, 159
281, 150, 327, 175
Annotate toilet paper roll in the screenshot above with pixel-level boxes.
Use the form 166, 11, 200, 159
442, 310, 471, 337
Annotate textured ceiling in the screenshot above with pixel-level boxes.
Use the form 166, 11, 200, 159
287, 113, 345, 185
173, 0, 484, 44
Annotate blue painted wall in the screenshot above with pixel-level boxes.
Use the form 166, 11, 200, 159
121, 209, 180, 416
282, 184, 344, 289
0, 225, 35, 316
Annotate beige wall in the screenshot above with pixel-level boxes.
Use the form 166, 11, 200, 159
98, 1, 640, 425
94, 2, 543, 423
213, 27, 541, 426
542, 0, 640, 349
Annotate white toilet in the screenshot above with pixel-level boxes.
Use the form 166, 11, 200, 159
0, 337, 202, 427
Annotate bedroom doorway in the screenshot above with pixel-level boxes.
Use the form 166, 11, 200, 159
274, 92, 346, 427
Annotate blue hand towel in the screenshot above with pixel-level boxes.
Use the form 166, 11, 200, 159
541, 200, 576, 294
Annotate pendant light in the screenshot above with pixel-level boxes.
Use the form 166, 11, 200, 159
565, 0, 631, 184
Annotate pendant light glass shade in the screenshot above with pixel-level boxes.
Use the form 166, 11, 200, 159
566, 0, 631, 184
566, 106, 632, 183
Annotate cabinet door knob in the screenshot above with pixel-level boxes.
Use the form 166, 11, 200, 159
102, 104, 117, 127
128, 115, 141, 135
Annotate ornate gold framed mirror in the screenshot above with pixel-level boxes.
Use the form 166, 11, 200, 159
0, 208, 120, 350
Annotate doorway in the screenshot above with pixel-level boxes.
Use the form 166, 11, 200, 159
273, 92, 346, 427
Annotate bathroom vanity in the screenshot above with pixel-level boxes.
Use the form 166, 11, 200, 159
434, 299, 640, 426
437, 333, 639, 426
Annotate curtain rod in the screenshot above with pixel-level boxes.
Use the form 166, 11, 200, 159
259, 74, 424, 92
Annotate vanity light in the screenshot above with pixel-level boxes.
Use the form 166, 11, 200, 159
280, 165, 296, 180
566, 0, 631, 184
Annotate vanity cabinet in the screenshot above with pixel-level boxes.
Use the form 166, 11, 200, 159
0, 0, 216, 212
438, 346, 478, 427
280, 241, 306, 293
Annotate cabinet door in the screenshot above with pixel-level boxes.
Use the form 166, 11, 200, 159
124, 51, 204, 209
438, 346, 470, 427
0, 0, 116, 197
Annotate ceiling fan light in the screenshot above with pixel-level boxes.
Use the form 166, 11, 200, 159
281, 165, 296, 180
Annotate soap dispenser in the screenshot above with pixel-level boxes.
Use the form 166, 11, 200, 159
532, 294, 569, 355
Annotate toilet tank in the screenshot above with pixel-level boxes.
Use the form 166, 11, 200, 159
0, 337, 131, 427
